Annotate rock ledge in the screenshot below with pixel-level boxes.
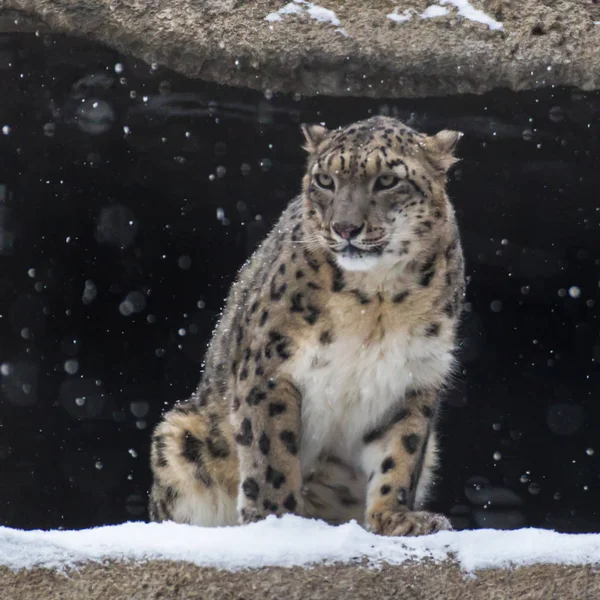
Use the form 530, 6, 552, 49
1, 0, 600, 98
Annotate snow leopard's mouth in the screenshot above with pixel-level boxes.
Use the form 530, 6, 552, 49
336, 243, 383, 258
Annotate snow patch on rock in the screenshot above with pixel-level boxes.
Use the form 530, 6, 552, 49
386, 9, 413, 23
265, 3, 303, 22
421, 5, 450, 18
266, 0, 346, 35
387, 0, 503, 31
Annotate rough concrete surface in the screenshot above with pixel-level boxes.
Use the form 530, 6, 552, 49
1, 1, 600, 98
1, 559, 599, 600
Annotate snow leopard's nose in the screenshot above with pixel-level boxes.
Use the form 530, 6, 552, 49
331, 221, 364, 240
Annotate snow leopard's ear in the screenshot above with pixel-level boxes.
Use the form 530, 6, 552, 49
423, 130, 463, 173
301, 123, 328, 153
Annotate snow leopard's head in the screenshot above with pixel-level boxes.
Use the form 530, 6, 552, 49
300, 116, 461, 272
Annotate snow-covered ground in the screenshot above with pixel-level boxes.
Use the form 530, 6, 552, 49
2, 515, 600, 573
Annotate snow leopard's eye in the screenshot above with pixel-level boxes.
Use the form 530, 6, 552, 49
374, 174, 400, 191
314, 173, 335, 191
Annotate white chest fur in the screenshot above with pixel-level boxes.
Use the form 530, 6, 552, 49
287, 323, 454, 473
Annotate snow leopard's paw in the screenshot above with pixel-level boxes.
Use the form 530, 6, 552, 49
368, 509, 452, 537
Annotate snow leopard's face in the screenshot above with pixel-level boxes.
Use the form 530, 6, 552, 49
300, 116, 461, 272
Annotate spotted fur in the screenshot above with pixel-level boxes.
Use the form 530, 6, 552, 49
149, 116, 465, 537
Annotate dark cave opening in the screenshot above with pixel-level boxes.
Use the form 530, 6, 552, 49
0, 32, 599, 532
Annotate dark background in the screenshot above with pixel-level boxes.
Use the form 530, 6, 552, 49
1, 32, 599, 533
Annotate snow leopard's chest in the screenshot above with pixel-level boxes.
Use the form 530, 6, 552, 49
287, 323, 454, 473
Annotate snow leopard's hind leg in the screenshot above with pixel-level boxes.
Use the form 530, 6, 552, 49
149, 401, 238, 526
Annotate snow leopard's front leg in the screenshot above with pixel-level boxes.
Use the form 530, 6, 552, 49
361, 387, 452, 537
231, 373, 303, 524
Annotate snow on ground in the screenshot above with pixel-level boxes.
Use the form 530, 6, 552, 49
388, 0, 503, 31
2, 515, 600, 573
